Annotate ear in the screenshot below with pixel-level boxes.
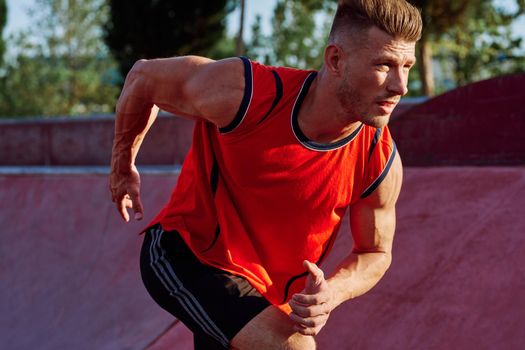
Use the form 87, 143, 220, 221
324, 44, 345, 77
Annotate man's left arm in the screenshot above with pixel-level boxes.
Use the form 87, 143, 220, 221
289, 152, 403, 335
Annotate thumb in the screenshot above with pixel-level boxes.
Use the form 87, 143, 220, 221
304, 260, 325, 294
129, 190, 144, 220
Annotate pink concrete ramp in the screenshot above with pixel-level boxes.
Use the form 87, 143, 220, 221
0, 171, 185, 350
389, 73, 525, 166
317, 167, 525, 350
3, 167, 521, 349
146, 167, 525, 350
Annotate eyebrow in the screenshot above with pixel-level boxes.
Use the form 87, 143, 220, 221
373, 53, 417, 65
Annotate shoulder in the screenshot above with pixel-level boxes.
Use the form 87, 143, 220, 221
181, 57, 248, 127
361, 150, 402, 209
217, 59, 315, 135
356, 126, 397, 200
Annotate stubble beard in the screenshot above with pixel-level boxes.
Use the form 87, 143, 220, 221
336, 76, 390, 128
336, 75, 390, 128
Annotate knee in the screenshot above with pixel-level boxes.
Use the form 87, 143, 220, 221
232, 331, 316, 350
281, 333, 316, 350
230, 306, 317, 350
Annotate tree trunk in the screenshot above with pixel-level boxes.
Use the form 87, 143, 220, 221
236, 0, 245, 56
418, 38, 435, 96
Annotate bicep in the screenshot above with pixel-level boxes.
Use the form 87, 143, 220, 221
124, 56, 245, 127
349, 152, 403, 253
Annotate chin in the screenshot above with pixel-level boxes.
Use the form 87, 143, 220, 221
362, 114, 390, 128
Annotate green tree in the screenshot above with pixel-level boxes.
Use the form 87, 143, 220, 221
245, 14, 270, 63
105, 1, 235, 79
409, 0, 525, 96
0, 0, 119, 118
0, 0, 6, 66
247, 0, 336, 69
437, 1, 525, 88
407, 1, 470, 96
235, 0, 246, 55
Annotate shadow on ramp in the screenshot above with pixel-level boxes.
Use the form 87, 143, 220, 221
0, 172, 182, 350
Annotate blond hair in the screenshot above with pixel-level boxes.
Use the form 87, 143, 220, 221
329, 0, 422, 43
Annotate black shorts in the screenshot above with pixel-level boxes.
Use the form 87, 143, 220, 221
140, 224, 270, 349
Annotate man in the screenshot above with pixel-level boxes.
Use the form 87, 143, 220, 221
110, 0, 422, 349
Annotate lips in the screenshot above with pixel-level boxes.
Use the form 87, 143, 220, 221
377, 100, 398, 106
376, 100, 398, 115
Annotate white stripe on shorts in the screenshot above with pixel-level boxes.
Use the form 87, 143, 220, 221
148, 227, 229, 347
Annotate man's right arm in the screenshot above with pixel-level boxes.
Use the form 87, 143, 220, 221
117, 56, 245, 125
110, 56, 246, 222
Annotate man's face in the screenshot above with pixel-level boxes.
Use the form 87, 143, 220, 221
336, 26, 416, 128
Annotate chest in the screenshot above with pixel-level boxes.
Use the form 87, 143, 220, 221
215, 123, 365, 207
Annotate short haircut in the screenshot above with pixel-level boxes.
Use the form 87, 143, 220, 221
329, 0, 422, 44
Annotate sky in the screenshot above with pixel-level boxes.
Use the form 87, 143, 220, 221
4, 0, 525, 46
4, 0, 279, 39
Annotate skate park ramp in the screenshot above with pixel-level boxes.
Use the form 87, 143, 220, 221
1, 73, 524, 350
0, 170, 184, 350
149, 167, 525, 350
388, 73, 525, 166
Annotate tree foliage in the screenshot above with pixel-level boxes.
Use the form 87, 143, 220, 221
408, 0, 525, 95
105, 0, 235, 79
247, 0, 337, 69
435, 1, 525, 88
0, 0, 6, 66
0, 0, 119, 118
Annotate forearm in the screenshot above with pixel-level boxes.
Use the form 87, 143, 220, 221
111, 105, 159, 173
111, 63, 159, 174
327, 250, 392, 308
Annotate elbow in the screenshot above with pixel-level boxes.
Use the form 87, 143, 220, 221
383, 252, 392, 272
125, 59, 151, 93
365, 252, 392, 285
125, 59, 150, 83
131, 59, 148, 71
377, 252, 393, 280
116, 60, 152, 113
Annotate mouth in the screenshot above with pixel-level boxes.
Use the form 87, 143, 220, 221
376, 100, 399, 114
377, 100, 399, 108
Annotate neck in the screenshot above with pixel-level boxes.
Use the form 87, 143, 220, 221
297, 69, 361, 144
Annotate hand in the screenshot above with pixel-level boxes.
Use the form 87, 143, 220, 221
289, 260, 333, 336
109, 164, 144, 222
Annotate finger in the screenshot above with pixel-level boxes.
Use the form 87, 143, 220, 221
292, 292, 330, 306
289, 299, 330, 317
293, 324, 320, 337
303, 260, 324, 285
290, 312, 328, 328
290, 313, 327, 335
290, 312, 317, 328
117, 197, 130, 222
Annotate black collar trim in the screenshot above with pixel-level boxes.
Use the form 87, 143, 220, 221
291, 72, 363, 152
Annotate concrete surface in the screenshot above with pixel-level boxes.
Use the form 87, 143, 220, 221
0, 104, 413, 167
0, 172, 178, 350
0, 114, 194, 166
389, 73, 525, 166
1, 167, 524, 349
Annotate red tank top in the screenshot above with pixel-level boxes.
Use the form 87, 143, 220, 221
149, 57, 396, 311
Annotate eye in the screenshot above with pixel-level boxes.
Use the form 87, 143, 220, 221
404, 62, 415, 70
376, 63, 390, 71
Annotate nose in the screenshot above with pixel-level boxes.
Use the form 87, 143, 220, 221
387, 69, 408, 96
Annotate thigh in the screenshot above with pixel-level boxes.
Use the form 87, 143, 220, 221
140, 224, 270, 349
231, 306, 316, 350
